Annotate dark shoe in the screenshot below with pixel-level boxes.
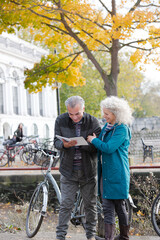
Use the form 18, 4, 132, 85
115, 225, 130, 240
114, 235, 120, 240
95, 236, 105, 240
105, 223, 115, 240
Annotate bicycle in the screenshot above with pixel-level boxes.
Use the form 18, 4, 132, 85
33, 138, 56, 166
151, 193, 160, 236
38, 138, 54, 150
0, 142, 28, 167
25, 147, 135, 238
19, 135, 39, 165
26, 148, 60, 238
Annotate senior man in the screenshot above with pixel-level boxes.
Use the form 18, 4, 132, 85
54, 96, 101, 240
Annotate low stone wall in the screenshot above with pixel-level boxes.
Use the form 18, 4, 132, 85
0, 173, 60, 204
131, 116, 160, 132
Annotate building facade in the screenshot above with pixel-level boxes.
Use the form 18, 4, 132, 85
0, 33, 58, 142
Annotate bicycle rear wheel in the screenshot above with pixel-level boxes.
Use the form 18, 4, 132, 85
0, 150, 8, 167
151, 193, 160, 236
26, 184, 47, 238
79, 196, 103, 229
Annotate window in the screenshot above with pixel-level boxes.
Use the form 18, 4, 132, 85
44, 124, 49, 138
13, 86, 19, 114
0, 68, 4, 79
39, 92, 43, 116
26, 91, 32, 115
32, 124, 38, 136
12, 71, 19, 82
3, 122, 11, 140
0, 84, 4, 114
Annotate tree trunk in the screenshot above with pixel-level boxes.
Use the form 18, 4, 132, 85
103, 73, 117, 96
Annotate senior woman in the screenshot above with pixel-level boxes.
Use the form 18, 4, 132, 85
87, 96, 133, 240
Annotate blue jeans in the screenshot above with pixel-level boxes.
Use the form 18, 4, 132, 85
56, 170, 97, 239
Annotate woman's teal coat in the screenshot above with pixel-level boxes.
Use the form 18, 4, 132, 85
92, 123, 131, 199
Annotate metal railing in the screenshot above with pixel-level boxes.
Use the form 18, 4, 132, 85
0, 165, 160, 171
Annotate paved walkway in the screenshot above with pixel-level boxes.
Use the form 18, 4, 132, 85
0, 232, 159, 240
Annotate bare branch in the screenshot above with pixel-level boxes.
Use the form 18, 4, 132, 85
120, 36, 160, 51
27, 51, 83, 77
60, 12, 108, 82
56, 52, 81, 73
10, 0, 62, 22
73, 12, 112, 30
139, 3, 160, 8
98, 0, 112, 14
64, 15, 110, 51
129, 0, 141, 12
13, 190, 24, 205
43, 22, 70, 35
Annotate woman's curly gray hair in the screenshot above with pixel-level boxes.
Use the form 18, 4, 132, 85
100, 96, 133, 125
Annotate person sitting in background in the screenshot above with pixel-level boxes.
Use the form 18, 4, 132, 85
14, 123, 24, 142
3, 123, 24, 146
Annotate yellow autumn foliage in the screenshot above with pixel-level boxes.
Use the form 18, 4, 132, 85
0, 0, 160, 94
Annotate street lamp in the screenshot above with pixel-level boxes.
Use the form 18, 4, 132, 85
53, 49, 61, 116
53, 81, 61, 116
56, 87, 60, 116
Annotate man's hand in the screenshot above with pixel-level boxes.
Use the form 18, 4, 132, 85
62, 139, 77, 148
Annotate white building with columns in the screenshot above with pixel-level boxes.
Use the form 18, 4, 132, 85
0, 32, 58, 142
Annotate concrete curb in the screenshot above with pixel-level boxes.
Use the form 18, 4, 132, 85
0, 232, 159, 240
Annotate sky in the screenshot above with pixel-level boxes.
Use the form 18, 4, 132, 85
142, 64, 160, 84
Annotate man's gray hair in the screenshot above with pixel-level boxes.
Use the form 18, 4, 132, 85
100, 96, 133, 125
65, 96, 85, 109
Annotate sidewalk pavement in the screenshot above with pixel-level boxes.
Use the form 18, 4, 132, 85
0, 232, 159, 240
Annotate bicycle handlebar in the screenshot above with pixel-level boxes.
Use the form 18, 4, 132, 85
25, 135, 39, 139
31, 147, 59, 159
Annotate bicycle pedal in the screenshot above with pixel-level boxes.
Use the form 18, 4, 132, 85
41, 211, 47, 217
54, 207, 60, 214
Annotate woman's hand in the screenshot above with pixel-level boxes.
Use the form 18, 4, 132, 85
87, 133, 97, 143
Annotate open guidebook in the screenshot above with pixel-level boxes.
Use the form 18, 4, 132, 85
56, 135, 88, 146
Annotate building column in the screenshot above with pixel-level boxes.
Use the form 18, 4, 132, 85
7, 80, 13, 115
33, 93, 40, 117
42, 88, 47, 117
17, 80, 24, 115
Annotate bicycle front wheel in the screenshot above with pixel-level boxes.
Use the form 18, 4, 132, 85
26, 184, 48, 238
151, 193, 160, 236
0, 150, 8, 167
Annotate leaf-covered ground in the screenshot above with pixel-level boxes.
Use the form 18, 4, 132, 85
0, 202, 84, 235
